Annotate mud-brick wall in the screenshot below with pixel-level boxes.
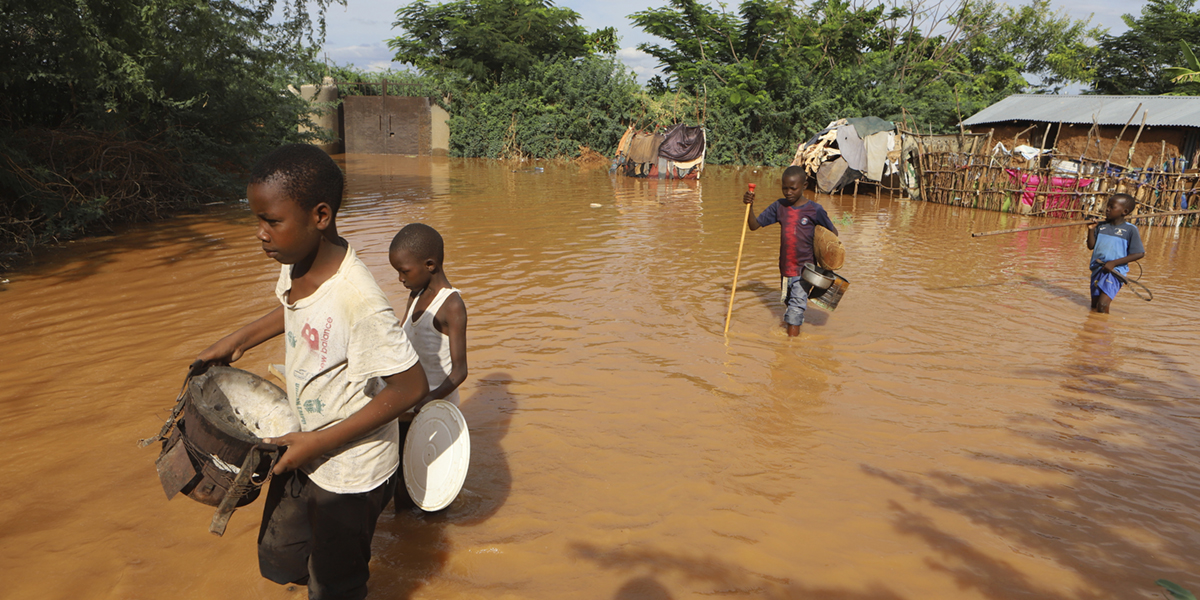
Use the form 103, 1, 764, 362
971, 122, 1194, 167
342, 97, 450, 156
1056, 124, 1187, 167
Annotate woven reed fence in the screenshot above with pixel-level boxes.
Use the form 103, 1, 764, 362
909, 132, 1200, 228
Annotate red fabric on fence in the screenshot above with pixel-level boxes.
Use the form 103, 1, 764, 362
1006, 169, 1094, 217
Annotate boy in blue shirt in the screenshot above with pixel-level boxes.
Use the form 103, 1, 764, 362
1087, 193, 1145, 314
742, 166, 838, 336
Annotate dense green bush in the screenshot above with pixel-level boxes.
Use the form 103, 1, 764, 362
448, 56, 640, 159
370, 0, 1108, 167
629, 0, 1103, 166
0, 0, 331, 264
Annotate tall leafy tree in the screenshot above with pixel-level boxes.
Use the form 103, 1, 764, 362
1, 0, 335, 259
388, 0, 617, 82
1090, 0, 1200, 95
628, 0, 1100, 164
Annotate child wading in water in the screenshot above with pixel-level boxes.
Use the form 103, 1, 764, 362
743, 166, 838, 336
388, 223, 468, 509
1087, 193, 1145, 314
195, 144, 429, 599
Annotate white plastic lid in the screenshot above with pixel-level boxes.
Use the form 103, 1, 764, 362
403, 400, 470, 511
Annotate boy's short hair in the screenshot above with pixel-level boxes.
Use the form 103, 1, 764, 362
390, 223, 444, 263
783, 165, 807, 182
1110, 193, 1136, 211
249, 143, 344, 214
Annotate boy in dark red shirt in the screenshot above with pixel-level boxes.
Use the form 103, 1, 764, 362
742, 166, 838, 336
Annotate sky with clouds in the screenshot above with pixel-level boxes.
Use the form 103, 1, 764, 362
319, 0, 1148, 83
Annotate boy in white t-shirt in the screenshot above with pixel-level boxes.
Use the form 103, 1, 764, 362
196, 144, 429, 600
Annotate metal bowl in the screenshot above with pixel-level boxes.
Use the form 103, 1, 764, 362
801, 263, 835, 290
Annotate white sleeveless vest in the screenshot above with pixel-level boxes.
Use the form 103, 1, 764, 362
403, 287, 461, 405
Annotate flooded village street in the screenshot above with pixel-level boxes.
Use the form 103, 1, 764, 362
3, 156, 1200, 599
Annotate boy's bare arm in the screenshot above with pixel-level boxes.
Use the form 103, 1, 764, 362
266, 362, 429, 474
1086, 221, 1099, 249
420, 296, 468, 409
817, 209, 838, 237
196, 306, 285, 366
1102, 252, 1145, 273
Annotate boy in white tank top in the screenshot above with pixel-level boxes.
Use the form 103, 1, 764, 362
388, 223, 468, 408
388, 223, 469, 509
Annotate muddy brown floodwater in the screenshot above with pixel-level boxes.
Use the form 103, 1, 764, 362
3, 155, 1200, 600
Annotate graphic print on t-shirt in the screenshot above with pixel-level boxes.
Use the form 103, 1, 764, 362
298, 317, 336, 371
303, 398, 325, 414
301, 322, 320, 349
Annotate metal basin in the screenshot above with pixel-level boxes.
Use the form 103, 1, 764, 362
801, 263, 835, 290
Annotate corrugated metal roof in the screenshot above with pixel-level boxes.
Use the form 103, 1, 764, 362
962, 95, 1200, 128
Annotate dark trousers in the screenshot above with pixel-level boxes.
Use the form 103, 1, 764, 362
258, 470, 396, 600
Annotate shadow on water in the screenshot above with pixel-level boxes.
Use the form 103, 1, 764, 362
614, 575, 674, 600
733, 279, 830, 327
924, 274, 1090, 308
571, 542, 906, 600
1, 205, 253, 285
371, 373, 515, 599
1017, 273, 1090, 307
861, 317, 1200, 599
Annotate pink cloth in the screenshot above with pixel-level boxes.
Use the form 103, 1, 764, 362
1006, 169, 1094, 217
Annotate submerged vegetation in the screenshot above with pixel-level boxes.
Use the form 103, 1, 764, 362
4, 0, 1200, 263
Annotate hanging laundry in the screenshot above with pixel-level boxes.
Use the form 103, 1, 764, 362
863, 131, 891, 181
837, 124, 867, 172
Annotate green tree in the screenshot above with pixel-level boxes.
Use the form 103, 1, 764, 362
388, 0, 617, 82
627, 0, 1100, 165
1, 0, 336, 261
1090, 0, 1200, 95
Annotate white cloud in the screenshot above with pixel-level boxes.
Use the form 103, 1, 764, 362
615, 47, 663, 84
616, 47, 647, 60
322, 44, 405, 72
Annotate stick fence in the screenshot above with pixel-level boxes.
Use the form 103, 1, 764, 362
908, 128, 1200, 228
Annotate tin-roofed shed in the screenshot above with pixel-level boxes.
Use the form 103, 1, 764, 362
963, 95, 1200, 168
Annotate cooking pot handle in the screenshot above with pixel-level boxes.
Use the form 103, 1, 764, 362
187, 359, 208, 378
251, 442, 285, 486
138, 363, 203, 448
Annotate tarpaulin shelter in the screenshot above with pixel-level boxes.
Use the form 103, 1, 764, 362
612, 124, 707, 180
791, 117, 902, 193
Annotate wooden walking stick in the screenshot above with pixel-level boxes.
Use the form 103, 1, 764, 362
724, 183, 755, 335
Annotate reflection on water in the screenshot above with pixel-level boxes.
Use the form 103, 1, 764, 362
2, 156, 1199, 599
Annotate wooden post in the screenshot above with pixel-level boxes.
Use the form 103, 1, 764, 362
1103, 103, 1143, 169
1033, 122, 1055, 214
978, 130, 993, 209
1134, 155, 1154, 209
1155, 140, 1168, 210
1123, 111, 1148, 170
1082, 122, 1095, 160
1067, 124, 1088, 214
